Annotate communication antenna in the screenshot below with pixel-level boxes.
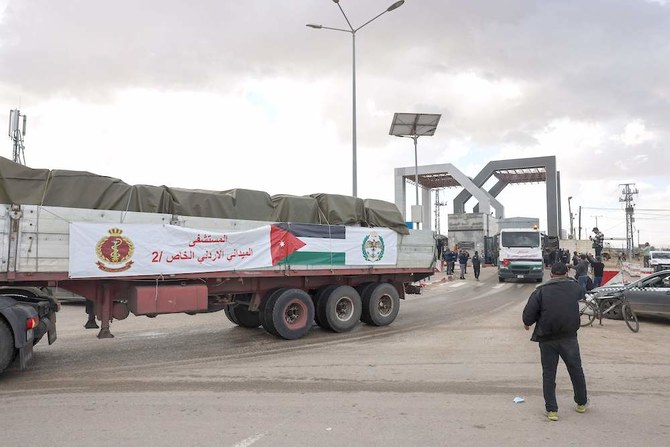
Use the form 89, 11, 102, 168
619, 183, 638, 259
433, 189, 448, 235
8, 109, 27, 165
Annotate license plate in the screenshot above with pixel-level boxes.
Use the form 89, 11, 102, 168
516, 274, 525, 279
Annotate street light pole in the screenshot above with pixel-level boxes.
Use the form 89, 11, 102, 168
307, 0, 405, 198
389, 113, 441, 230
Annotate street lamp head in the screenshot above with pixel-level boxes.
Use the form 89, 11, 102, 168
568, 196, 573, 200
387, 0, 405, 11
306, 24, 323, 29
332, 0, 339, 3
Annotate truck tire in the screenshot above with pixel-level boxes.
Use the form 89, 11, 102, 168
260, 288, 287, 336
223, 305, 240, 325
312, 285, 337, 328
230, 305, 261, 328
265, 289, 314, 340
360, 283, 400, 327
498, 277, 504, 283
316, 285, 362, 333
0, 319, 15, 373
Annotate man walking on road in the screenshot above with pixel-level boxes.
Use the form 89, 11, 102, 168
522, 262, 588, 421
472, 251, 482, 280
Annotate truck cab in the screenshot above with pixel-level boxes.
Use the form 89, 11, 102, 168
0, 288, 59, 374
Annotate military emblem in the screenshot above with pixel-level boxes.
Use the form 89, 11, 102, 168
96, 228, 135, 272
361, 231, 385, 262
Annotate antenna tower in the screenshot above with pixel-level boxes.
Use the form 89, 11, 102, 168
8, 109, 27, 165
433, 189, 448, 235
618, 183, 638, 258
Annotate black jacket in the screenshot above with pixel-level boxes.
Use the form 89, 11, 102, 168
522, 277, 585, 342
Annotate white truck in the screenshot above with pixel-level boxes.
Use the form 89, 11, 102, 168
496, 228, 544, 283
0, 157, 437, 373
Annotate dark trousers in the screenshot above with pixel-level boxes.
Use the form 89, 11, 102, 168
539, 336, 587, 412
593, 276, 602, 288
473, 264, 481, 279
595, 246, 602, 257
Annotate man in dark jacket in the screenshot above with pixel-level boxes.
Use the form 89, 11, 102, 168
570, 254, 590, 291
522, 262, 588, 421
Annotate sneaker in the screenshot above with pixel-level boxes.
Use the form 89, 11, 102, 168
546, 411, 559, 421
576, 403, 587, 413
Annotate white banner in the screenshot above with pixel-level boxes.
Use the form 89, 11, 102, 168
69, 224, 272, 278
68, 223, 399, 278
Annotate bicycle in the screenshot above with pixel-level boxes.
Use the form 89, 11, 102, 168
579, 291, 639, 333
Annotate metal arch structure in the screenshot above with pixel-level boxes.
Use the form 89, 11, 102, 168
394, 163, 505, 227
452, 156, 560, 237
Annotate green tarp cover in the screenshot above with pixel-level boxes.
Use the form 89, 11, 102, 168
0, 156, 409, 233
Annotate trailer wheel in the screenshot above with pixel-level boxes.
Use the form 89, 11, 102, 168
0, 319, 16, 373
266, 289, 314, 340
360, 283, 400, 327
317, 285, 362, 333
223, 305, 240, 325
260, 288, 287, 336
312, 285, 337, 328
231, 305, 261, 328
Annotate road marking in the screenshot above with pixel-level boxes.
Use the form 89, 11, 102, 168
232, 434, 265, 447
492, 284, 506, 289
448, 282, 467, 288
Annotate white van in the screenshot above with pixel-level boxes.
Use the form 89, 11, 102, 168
649, 251, 670, 272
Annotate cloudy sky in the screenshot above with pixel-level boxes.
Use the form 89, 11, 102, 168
1, 0, 669, 247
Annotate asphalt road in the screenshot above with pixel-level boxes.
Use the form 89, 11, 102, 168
1, 267, 669, 447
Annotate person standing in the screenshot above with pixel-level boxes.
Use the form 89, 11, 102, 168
445, 249, 456, 275
522, 262, 588, 421
472, 251, 482, 280
591, 227, 604, 258
458, 250, 468, 280
641, 242, 651, 268
572, 251, 580, 267
588, 255, 605, 288
570, 254, 590, 291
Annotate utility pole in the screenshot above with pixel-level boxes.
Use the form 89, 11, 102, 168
591, 215, 603, 229
578, 206, 582, 240
619, 183, 638, 259
567, 196, 574, 239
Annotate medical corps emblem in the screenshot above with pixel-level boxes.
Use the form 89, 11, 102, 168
361, 231, 385, 262
96, 228, 135, 272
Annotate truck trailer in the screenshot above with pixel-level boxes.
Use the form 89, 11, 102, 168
0, 157, 437, 373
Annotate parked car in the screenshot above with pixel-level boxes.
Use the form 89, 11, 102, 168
649, 251, 670, 272
589, 269, 670, 319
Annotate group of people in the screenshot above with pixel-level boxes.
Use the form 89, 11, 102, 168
441, 247, 482, 280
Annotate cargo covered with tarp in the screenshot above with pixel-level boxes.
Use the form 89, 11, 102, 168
0, 156, 410, 233
271, 194, 322, 224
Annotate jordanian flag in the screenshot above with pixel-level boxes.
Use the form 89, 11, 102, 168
272, 223, 398, 266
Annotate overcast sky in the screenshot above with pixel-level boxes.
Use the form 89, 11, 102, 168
1, 0, 669, 247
